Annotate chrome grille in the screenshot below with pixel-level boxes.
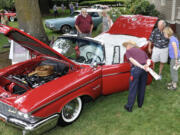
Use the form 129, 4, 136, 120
0, 101, 17, 117
45, 22, 50, 28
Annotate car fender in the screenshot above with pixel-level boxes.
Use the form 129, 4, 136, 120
57, 92, 95, 114
29, 79, 100, 118
55, 72, 102, 114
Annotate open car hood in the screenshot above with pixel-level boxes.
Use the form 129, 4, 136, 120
108, 15, 158, 39
0, 25, 80, 68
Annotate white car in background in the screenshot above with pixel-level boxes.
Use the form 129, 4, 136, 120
91, 4, 111, 11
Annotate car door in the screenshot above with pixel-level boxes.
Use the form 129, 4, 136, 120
102, 45, 131, 95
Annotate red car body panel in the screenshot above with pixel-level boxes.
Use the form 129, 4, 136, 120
0, 15, 157, 134
108, 15, 158, 39
0, 12, 16, 19
102, 61, 153, 95
102, 63, 130, 95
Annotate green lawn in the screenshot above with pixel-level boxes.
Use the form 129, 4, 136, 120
0, 14, 180, 135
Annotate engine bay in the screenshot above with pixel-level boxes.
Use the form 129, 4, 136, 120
0, 58, 70, 95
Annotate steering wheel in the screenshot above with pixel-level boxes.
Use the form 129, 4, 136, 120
86, 52, 101, 62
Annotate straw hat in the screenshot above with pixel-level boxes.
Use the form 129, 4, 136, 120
122, 40, 137, 48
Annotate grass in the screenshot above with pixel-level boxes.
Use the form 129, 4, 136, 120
0, 22, 18, 53
0, 13, 180, 135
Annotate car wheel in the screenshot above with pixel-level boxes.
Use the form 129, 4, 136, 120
59, 97, 83, 126
61, 25, 71, 34
9, 16, 15, 22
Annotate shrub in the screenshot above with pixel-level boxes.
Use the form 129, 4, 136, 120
109, 0, 160, 22
124, 0, 160, 17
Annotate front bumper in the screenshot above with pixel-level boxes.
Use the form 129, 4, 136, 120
0, 113, 59, 135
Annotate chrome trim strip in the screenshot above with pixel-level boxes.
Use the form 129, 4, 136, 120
102, 71, 129, 77
30, 76, 101, 114
24, 114, 59, 130
8, 118, 28, 128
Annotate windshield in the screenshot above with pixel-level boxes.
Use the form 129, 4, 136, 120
70, 12, 80, 17
52, 37, 104, 64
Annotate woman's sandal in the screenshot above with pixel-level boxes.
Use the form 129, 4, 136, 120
167, 85, 177, 90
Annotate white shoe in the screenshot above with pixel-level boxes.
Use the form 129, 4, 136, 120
157, 75, 162, 80
173, 63, 180, 70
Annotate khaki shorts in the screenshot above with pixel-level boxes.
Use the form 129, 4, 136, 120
151, 47, 168, 63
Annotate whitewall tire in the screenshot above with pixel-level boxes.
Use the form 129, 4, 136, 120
59, 97, 82, 126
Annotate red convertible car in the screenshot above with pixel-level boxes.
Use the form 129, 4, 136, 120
0, 15, 158, 135
0, 10, 17, 22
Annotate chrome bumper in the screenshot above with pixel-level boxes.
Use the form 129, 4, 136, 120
0, 113, 59, 135
45, 24, 58, 31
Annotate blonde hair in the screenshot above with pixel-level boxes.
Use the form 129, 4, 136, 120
122, 40, 139, 48
102, 10, 107, 15
163, 26, 174, 38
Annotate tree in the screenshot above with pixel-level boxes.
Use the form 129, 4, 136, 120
15, 0, 49, 44
39, 0, 52, 15
0, 0, 15, 10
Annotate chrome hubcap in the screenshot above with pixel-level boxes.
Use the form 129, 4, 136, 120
62, 97, 82, 123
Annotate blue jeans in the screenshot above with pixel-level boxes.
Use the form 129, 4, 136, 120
126, 66, 148, 108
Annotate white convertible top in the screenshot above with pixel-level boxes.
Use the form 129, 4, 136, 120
94, 33, 148, 65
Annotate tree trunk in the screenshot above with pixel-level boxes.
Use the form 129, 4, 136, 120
15, 0, 49, 44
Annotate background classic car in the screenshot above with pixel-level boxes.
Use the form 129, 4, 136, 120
45, 9, 102, 34
91, 4, 110, 11
0, 15, 157, 135
0, 10, 17, 22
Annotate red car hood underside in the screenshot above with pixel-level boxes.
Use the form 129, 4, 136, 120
108, 15, 158, 39
0, 24, 79, 68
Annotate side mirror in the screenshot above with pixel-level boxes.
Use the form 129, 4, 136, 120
91, 62, 98, 69
91, 62, 105, 70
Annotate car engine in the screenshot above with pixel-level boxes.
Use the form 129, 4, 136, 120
4, 59, 69, 95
